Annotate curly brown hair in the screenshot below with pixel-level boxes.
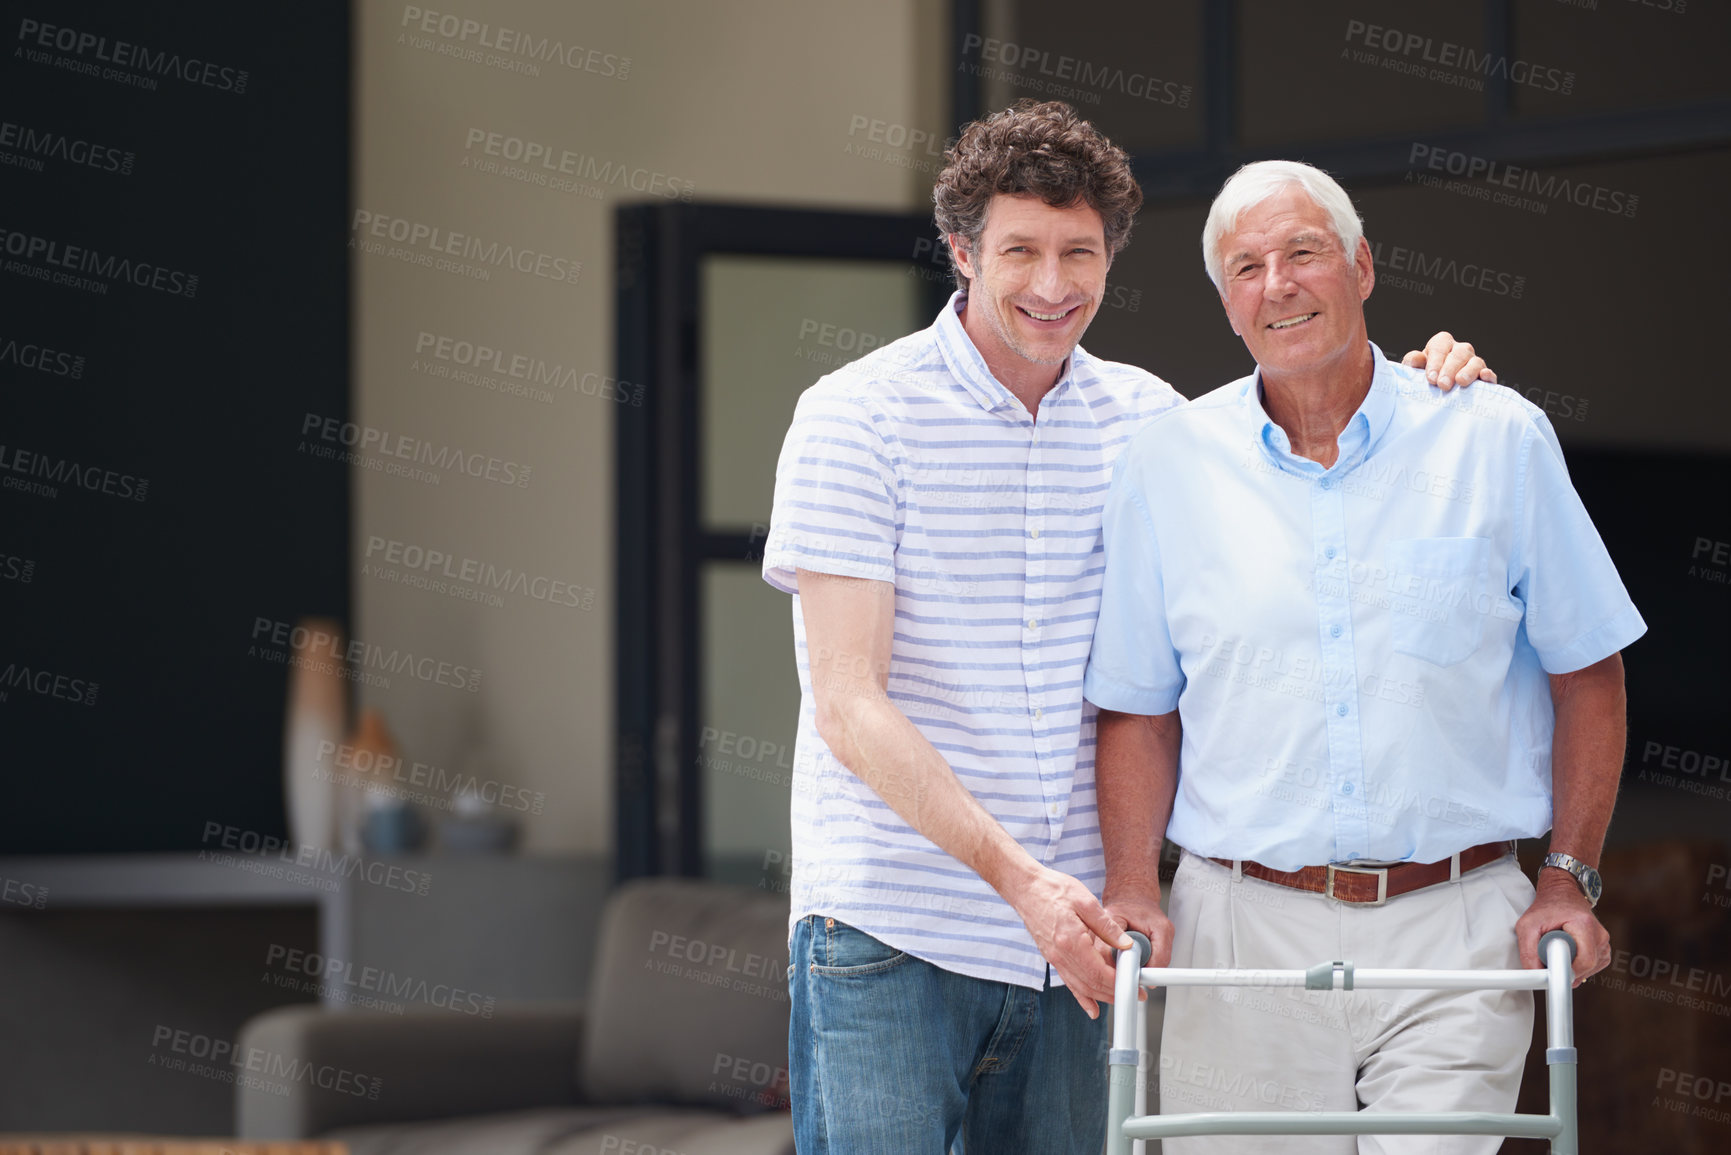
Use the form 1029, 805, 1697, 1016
931, 100, 1142, 290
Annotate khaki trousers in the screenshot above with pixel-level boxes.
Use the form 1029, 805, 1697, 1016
1159, 850, 1535, 1155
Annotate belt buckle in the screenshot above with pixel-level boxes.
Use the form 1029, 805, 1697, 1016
1324, 863, 1389, 906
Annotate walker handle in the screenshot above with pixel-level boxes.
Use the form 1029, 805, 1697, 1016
1123, 930, 1152, 968
1537, 929, 1578, 968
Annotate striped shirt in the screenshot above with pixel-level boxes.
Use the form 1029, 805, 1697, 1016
762, 290, 1183, 988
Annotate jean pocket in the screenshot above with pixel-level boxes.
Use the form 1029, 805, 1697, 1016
810, 919, 911, 976
1387, 536, 1491, 667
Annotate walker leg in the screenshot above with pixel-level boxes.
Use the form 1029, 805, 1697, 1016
1548, 1062, 1577, 1155
1107, 1064, 1139, 1155
1133, 994, 1149, 1155
1539, 930, 1579, 1155
1108, 934, 1153, 1155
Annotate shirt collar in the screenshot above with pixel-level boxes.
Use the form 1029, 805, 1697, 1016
1246, 342, 1398, 476
933, 289, 1078, 415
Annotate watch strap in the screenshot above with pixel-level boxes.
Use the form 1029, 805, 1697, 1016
1541, 852, 1602, 907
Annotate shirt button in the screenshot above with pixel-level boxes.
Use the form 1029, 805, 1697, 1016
1330, 624, 1343, 638
1028, 618, 1039, 630
1335, 703, 1348, 717
1029, 528, 1041, 539
1341, 782, 1355, 795
1325, 547, 1337, 560
1033, 707, 1044, 720
1320, 478, 1334, 490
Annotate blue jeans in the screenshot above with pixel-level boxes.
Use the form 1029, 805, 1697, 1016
787, 914, 1109, 1154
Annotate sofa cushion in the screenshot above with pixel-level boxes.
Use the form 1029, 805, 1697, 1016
579, 879, 790, 1113
324, 1103, 793, 1155
237, 1002, 584, 1140
544, 1111, 795, 1155
325, 1106, 690, 1155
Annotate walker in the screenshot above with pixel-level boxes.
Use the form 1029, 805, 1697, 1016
1106, 929, 1581, 1153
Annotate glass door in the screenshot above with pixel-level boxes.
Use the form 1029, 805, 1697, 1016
614, 203, 948, 882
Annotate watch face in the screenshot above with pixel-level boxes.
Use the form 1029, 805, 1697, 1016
1583, 869, 1603, 904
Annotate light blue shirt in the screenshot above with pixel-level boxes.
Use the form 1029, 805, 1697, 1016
1082, 344, 1646, 870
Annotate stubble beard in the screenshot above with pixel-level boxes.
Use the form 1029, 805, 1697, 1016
972, 271, 1088, 369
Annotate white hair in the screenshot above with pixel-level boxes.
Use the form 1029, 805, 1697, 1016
1201, 160, 1364, 293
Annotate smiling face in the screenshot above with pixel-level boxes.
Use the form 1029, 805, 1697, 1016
1217, 184, 1375, 383
950, 194, 1110, 384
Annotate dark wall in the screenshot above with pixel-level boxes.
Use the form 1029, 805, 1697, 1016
0, 907, 321, 1131
0, 2, 352, 852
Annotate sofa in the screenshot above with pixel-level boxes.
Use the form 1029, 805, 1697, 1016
235, 877, 795, 1155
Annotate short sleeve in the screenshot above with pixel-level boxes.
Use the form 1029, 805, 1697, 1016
761, 386, 900, 596
1082, 448, 1184, 714
1511, 418, 1647, 673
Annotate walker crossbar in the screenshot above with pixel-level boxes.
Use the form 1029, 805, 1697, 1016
1105, 929, 1580, 1155
1121, 1109, 1562, 1140
1140, 966, 1550, 991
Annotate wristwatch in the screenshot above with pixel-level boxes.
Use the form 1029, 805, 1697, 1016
1540, 852, 1603, 908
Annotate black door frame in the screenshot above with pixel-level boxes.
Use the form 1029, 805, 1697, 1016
613, 202, 950, 880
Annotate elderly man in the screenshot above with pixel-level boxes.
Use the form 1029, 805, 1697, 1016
764, 103, 1494, 1155
1083, 159, 1645, 1153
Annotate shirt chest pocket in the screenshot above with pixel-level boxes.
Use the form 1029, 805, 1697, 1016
1386, 537, 1492, 667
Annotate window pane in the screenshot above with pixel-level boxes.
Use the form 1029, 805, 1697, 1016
1238, 0, 1485, 149
700, 563, 800, 885
700, 254, 924, 530
1511, 0, 1731, 118
992, 1, 1204, 152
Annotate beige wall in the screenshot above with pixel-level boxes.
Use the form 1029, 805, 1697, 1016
351, 0, 948, 852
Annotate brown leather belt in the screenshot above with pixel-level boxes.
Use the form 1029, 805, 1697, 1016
1208, 840, 1514, 906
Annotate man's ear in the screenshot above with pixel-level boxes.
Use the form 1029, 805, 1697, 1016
1354, 236, 1375, 301
947, 233, 975, 281
1221, 291, 1241, 337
